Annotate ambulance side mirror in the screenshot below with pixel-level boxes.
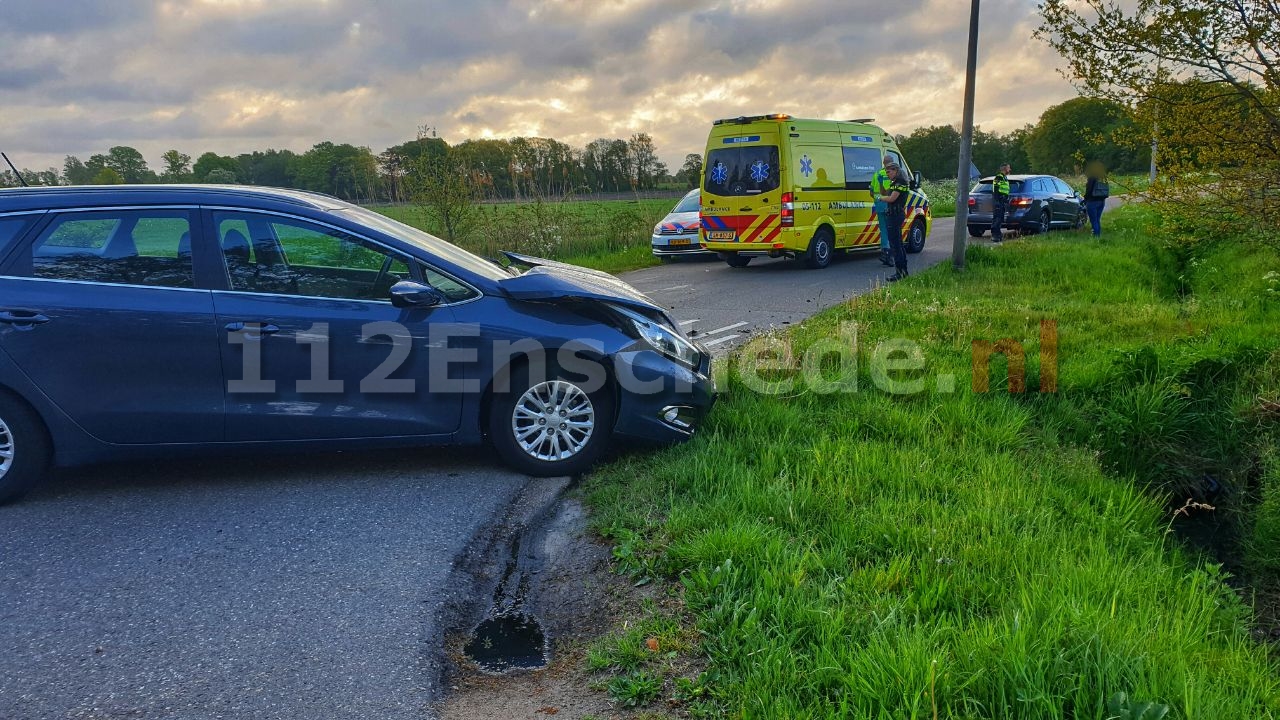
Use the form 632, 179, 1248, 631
911, 171, 922, 190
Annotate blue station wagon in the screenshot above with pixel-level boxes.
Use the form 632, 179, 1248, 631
0, 185, 715, 503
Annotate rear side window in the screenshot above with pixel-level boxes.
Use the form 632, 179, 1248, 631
0, 216, 36, 261
842, 146, 882, 190
24, 210, 195, 288
971, 180, 1026, 194
704, 146, 780, 196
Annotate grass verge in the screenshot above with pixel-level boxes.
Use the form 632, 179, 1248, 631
584, 205, 1280, 718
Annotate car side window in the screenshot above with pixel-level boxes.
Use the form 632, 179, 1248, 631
213, 212, 410, 301
26, 210, 195, 288
0, 216, 37, 262
1054, 178, 1074, 195
419, 264, 479, 302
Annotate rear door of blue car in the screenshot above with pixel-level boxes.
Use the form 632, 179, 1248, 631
0, 206, 226, 444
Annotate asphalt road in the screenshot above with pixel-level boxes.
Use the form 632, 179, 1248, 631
623, 215, 958, 354
0, 449, 532, 720
0, 217, 970, 720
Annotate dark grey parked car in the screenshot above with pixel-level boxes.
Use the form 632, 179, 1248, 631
966, 174, 1086, 237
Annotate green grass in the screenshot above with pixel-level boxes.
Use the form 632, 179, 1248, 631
584, 206, 1280, 718
368, 198, 672, 273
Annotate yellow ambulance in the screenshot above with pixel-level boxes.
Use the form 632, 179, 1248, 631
699, 114, 931, 268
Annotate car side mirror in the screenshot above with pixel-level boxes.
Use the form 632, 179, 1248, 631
911, 171, 922, 190
390, 280, 445, 308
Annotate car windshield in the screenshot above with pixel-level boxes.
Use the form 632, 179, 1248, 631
672, 192, 699, 214
971, 180, 1026, 194
331, 206, 514, 280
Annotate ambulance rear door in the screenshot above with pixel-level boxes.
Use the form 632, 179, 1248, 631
702, 129, 782, 248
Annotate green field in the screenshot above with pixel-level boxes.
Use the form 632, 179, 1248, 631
368, 198, 678, 273
583, 206, 1280, 718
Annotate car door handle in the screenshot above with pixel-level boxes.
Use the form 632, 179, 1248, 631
224, 322, 280, 336
0, 310, 50, 325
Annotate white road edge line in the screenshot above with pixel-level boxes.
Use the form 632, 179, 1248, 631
677, 319, 699, 327
650, 284, 691, 293
702, 334, 744, 347
703, 321, 748, 336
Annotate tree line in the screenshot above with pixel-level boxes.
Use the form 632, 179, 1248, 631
897, 96, 1151, 180
0, 96, 1158, 197
0, 131, 691, 203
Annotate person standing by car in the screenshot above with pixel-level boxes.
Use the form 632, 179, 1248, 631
1083, 161, 1109, 237
872, 155, 895, 266
991, 163, 1011, 243
883, 164, 911, 281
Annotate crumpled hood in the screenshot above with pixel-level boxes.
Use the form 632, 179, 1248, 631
497, 252, 666, 315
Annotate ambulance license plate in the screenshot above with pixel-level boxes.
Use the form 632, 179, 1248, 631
707, 230, 736, 241
670, 238, 691, 246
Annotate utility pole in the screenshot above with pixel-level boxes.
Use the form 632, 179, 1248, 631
952, 0, 980, 271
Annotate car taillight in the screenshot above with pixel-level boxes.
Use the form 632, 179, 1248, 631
1011, 196, 1033, 207
967, 197, 976, 207
781, 192, 794, 227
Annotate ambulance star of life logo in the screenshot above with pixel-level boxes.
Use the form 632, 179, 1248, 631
800, 155, 813, 177
711, 162, 728, 185
750, 160, 769, 183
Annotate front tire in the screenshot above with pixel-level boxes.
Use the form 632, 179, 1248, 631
0, 392, 50, 505
489, 362, 614, 477
804, 228, 834, 269
906, 219, 927, 254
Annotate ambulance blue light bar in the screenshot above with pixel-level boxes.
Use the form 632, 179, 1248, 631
713, 114, 792, 125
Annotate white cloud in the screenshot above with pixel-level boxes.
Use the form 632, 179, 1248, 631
0, 0, 1077, 174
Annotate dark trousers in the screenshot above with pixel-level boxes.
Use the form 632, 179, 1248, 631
886, 208, 907, 273
1085, 199, 1105, 236
991, 197, 1007, 241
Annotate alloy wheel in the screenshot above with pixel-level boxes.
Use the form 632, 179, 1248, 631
0, 414, 13, 482
511, 380, 596, 462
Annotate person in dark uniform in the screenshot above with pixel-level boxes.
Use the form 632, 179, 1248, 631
991, 163, 1011, 243
882, 163, 911, 282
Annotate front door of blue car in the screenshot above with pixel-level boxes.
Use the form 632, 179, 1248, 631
0, 208, 226, 444
207, 210, 462, 441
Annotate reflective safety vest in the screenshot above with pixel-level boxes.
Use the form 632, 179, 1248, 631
872, 168, 890, 196
994, 173, 1010, 197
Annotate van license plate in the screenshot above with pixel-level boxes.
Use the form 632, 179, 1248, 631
707, 231, 736, 241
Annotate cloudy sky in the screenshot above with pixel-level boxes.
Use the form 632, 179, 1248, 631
0, 0, 1079, 175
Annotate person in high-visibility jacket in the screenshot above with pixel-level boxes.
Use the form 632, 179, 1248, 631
991, 163, 1011, 243
883, 163, 911, 282
871, 155, 895, 265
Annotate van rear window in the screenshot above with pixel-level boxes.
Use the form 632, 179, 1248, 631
705, 146, 780, 196
972, 180, 1026, 194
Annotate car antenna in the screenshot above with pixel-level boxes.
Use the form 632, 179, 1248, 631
2, 152, 30, 186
